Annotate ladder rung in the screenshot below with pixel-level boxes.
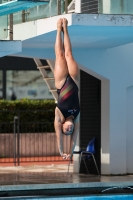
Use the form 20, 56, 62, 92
43, 77, 54, 80
49, 89, 57, 92
37, 66, 50, 69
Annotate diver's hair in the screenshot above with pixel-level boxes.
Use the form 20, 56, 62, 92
62, 124, 75, 136
62, 131, 73, 136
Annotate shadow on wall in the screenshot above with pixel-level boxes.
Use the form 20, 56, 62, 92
126, 86, 133, 174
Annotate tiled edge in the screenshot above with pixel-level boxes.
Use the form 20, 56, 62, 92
0, 181, 133, 192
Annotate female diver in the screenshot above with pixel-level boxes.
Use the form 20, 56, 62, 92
54, 18, 80, 160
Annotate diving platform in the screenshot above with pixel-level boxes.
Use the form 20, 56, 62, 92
0, 40, 21, 57
0, 0, 49, 16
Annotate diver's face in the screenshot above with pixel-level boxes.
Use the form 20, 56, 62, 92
62, 120, 74, 135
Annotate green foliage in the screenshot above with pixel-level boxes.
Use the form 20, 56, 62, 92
0, 99, 56, 133
68, 0, 72, 4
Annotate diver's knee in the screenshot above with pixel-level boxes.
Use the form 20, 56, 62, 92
65, 51, 73, 59
56, 51, 65, 59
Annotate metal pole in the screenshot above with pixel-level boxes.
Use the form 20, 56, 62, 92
57, 0, 61, 15
22, 10, 26, 22
22, 10, 30, 22
65, 0, 68, 14
17, 112, 20, 166
14, 116, 18, 166
9, 14, 13, 40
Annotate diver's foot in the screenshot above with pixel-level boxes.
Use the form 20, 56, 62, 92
57, 18, 63, 31
62, 18, 68, 32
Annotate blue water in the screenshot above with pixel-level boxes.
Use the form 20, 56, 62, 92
20, 195, 133, 199
80, 194, 133, 200
50, 195, 132, 200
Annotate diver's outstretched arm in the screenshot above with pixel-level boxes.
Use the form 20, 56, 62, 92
54, 109, 68, 159
67, 113, 80, 159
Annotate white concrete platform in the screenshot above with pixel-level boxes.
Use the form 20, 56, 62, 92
10, 13, 133, 59
0, 40, 21, 57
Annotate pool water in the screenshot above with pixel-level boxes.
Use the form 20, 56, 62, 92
13, 195, 133, 200
79, 194, 133, 200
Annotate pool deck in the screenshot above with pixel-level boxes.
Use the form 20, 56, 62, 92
0, 164, 133, 196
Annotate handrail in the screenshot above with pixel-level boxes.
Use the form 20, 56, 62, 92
0, 0, 73, 40
2, 0, 133, 40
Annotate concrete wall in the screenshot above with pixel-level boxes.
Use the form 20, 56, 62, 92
0, 133, 70, 157
126, 86, 133, 173
74, 43, 133, 175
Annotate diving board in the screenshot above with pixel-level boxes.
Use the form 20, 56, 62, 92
0, 40, 21, 57
0, 0, 49, 16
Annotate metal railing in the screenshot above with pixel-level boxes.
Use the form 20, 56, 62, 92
0, 0, 69, 40
0, 0, 68, 40
0, 110, 71, 166
81, 0, 99, 14
78, 0, 133, 15
2, 0, 133, 39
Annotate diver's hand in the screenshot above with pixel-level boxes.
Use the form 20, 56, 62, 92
60, 153, 68, 159
61, 153, 72, 160
63, 154, 72, 160
66, 154, 72, 159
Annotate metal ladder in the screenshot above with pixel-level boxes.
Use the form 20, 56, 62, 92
34, 58, 58, 102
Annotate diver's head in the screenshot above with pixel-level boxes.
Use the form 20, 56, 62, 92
62, 118, 74, 135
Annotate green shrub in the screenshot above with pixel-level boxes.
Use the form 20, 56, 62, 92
0, 99, 56, 133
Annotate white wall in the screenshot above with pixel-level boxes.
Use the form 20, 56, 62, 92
73, 42, 133, 174
126, 86, 133, 173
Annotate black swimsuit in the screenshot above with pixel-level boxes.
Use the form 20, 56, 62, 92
57, 75, 80, 119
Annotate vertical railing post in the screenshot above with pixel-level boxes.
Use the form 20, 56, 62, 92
22, 10, 26, 22
9, 14, 13, 40
17, 112, 20, 166
22, 10, 30, 22
57, 0, 61, 15
65, 0, 68, 14
14, 116, 18, 166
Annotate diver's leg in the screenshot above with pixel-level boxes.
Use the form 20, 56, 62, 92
62, 18, 79, 83
54, 18, 68, 89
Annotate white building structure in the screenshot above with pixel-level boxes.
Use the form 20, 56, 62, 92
1, 0, 133, 175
